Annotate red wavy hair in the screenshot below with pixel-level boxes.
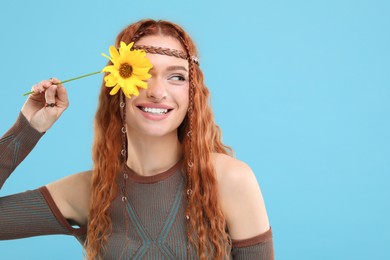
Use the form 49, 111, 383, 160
86, 19, 232, 259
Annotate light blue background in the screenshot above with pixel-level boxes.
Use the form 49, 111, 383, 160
0, 0, 389, 259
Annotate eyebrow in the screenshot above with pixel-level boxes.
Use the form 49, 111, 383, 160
166, 66, 188, 72
150, 66, 188, 73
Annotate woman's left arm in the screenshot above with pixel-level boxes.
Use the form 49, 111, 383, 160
215, 154, 274, 260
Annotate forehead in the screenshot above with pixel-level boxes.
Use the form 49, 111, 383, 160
136, 35, 185, 52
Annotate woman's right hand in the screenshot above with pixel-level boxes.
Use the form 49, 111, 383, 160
21, 78, 69, 133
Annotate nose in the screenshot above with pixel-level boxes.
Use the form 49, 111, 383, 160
146, 77, 167, 102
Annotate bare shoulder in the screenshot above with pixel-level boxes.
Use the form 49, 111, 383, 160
212, 153, 259, 197
46, 170, 92, 227
211, 153, 270, 240
212, 153, 254, 183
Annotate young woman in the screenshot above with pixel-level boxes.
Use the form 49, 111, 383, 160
0, 19, 273, 259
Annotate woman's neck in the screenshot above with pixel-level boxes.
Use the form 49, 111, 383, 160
125, 132, 183, 177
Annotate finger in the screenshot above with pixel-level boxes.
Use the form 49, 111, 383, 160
56, 84, 69, 107
44, 85, 58, 106
30, 84, 45, 95
41, 79, 54, 90
50, 78, 69, 108
50, 77, 62, 87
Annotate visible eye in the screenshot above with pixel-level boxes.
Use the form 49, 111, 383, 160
169, 74, 187, 81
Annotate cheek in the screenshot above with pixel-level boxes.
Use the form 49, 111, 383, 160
175, 89, 189, 122
124, 97, 139, 119
178, 87, 190, 110
182, 95, 190, 111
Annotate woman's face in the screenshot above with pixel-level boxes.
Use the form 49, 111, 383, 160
125, 35, 189, 139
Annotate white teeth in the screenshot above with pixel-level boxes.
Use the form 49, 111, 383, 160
141, 107, 168, 114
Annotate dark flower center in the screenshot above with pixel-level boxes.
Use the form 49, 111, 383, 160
119, 63, 133, 78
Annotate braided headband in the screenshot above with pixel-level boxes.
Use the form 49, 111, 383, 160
132, 45, 200, 65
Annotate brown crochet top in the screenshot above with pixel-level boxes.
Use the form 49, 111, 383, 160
0, 113, 274, 259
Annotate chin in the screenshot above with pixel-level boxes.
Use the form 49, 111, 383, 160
138, 126, 179, 138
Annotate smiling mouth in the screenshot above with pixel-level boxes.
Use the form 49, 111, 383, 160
137, 106, 172, 115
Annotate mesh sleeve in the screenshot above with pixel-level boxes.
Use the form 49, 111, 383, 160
231, 228, 274, 260
0, 112, 43, 189
0, 187, 86, 240
0, 114, 87, 242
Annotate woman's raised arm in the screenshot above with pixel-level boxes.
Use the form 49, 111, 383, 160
0, 81, 87, 241
0, 78, 69, 188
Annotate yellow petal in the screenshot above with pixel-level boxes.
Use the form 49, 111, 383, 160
124, 78, 135, 91
132, 67, 151, 76
132, 87, 140, 96
119, 42, 132, 56
101, 53, 112, 63
136, 72, 152, 81
134, 58, 153, 68
109, 85, 121, 95
123, 51, 137, 63
134, 78, 147, 89
117, 77, 125, 91
102, 65, 116, 73
119, 41, 127, 49
135, 49, 146, 57
122, 83, 133, 98
126, 79, 139, 96
109, 46, 120, 61
104, 74, 117, 87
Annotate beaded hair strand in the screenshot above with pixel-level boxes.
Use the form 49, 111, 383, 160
180, 38, 196, 257
119, 91, 130, 260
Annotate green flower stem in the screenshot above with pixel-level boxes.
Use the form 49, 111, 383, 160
22, 70, 102, 96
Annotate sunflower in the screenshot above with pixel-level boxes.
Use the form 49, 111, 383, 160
102, 41, 153, 98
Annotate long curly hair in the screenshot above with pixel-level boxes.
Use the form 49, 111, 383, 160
86, 19, 232, 259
